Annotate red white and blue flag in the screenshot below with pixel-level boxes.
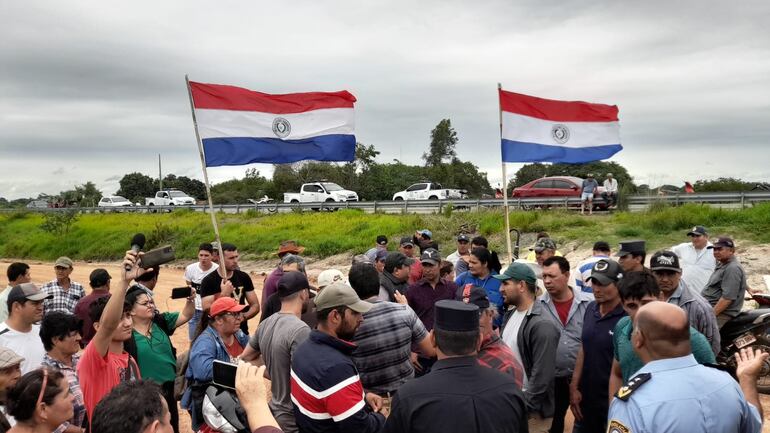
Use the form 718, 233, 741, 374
499, 90, 622, 163
189, 82, 357, 166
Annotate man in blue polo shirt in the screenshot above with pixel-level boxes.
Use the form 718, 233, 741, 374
569, 259, 626, 433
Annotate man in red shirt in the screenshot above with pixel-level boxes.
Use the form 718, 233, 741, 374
458, 285, 524, 387
78, 251, 146, 425
539, 256, 593, 433
73, 268, 112, 348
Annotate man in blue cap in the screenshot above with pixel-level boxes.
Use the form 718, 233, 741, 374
384, 300, 527, 433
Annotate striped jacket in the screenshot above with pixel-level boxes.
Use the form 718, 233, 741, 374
290, 330, 385, 433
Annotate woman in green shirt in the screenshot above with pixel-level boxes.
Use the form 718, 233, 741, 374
126, 286, 195, 433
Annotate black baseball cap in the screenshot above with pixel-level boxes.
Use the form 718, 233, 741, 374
457, 234, 471, 242
384, 252, 415, 271
593, 241, 610, 252
709, 236, 735, 249
649, 251, 682, 272
456, 284, 490, 309
277, 272, 312, 298
7, 283, 53, 304
586, 260, 622, 285
434, 300, 480, 332
399, 236, 414, 247
376, 235, 388, 246
420, 248, 441, 266
687, 226, 708, 237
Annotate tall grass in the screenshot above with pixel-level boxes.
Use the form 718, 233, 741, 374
0, 203, 768, 261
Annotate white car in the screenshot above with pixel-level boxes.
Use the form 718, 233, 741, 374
392, 182, 467, 201
98, 196, 133, 208
284, 182, 359, 204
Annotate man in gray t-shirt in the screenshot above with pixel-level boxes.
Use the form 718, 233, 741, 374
700, 236, 748, 328
581, 174, 600, 215
241, 272, 312, 433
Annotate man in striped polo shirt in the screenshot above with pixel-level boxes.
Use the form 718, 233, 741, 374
290, 281, 387, 433
348, 263, 435, 396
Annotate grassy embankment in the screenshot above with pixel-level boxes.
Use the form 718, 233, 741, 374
1, 203, 769, 262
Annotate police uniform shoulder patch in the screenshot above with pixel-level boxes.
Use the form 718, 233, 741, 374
615, 372, 651, 401
607, 419, 630, 433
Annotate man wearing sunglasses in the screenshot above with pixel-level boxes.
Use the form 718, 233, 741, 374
701, 237, 749, 328
651, 251, 720, 355
671, 226, 716, 292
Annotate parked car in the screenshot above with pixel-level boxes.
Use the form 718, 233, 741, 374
26, 199, 49, 209
512, 176, 607, 209
283, 182, 359, 205
98, 196, 133, 208
145, 189, 196, 208
392, 182, 467, 201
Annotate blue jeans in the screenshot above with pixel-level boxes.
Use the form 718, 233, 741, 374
188, 309, 203, 340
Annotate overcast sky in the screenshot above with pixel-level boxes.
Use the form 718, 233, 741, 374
2, 1, 769, 200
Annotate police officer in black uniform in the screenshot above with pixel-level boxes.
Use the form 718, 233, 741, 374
384, 299, 528, 433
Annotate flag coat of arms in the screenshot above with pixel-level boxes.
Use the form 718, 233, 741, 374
499, 90, 622, 163
189, 82, 357, 166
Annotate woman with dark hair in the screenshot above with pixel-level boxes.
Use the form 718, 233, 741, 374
125, 286, 195, 433
455, 248, 505, 327
7, 368, 74, 433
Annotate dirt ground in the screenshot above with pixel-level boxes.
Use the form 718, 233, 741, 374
3, 248, 770, 431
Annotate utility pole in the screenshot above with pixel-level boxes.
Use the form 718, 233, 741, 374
158, 154, 163, 191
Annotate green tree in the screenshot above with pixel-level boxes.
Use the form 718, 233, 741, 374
162, 174, 206, 200
423, 119, 458, 166
693, 177, 756, 192
354, 142, 380, 172
210, 169, 274, 204
116, 172, 156, 204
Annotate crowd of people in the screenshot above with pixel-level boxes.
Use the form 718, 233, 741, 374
0, 224, 765, 433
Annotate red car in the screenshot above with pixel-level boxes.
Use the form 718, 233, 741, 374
512, 176, 607, 209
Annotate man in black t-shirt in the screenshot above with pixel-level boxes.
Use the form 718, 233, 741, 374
200, 243, 260, 334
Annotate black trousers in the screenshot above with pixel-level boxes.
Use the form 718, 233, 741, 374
549, 375, 571, 433
161, 381, 180, 433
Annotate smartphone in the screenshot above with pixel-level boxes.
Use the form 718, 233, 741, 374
171, 286, 192, 299
140, 245, 176, 269
212, 360, 237, 389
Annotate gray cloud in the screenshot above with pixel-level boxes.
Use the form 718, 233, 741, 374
1, 0, 769, 199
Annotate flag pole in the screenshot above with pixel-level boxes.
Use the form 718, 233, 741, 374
185, 75, 226, 279
498, 83, 513, 264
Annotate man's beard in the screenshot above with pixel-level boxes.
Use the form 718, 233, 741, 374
336, 323, 357, 341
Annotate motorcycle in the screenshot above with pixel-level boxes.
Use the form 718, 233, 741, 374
717, 293, 770, 393
200, 384, 250, 433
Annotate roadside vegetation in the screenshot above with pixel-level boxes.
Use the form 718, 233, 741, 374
1, 203, 768, 263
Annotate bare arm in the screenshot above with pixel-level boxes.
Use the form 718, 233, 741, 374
415, 334, 437, 358
569, 346, 585, 421
93, 251, 148, 357
713, 298, 732, 316
240, 345, 260, 363
174, 289, 197, 329
235, 363, 280, 431
608, 359, 623, 406
243, 290, 260, 320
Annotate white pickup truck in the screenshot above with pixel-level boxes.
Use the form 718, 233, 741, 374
145, 190, 196, 207
284, 182, 359, 204
392, 182, 467, 201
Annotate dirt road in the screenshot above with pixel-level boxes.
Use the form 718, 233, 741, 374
3, 259, 769, 431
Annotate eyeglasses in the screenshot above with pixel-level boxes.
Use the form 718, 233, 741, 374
36, 368, 49, 407
222, 311, 244, 319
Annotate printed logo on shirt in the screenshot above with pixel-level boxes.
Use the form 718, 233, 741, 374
607, 420, 630, 433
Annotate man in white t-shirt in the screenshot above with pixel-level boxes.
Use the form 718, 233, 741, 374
184, 242, 220, 340
0, 283, 52, 373
671, 226, 716, 292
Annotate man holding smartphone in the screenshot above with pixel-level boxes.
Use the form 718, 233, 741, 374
184, 243, 219, 340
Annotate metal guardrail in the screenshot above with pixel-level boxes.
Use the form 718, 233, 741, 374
4, 191, 770, 215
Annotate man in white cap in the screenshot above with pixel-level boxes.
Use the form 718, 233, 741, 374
0, 283, 53, 373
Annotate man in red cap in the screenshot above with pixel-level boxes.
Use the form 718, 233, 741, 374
182, 296, 250, 431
